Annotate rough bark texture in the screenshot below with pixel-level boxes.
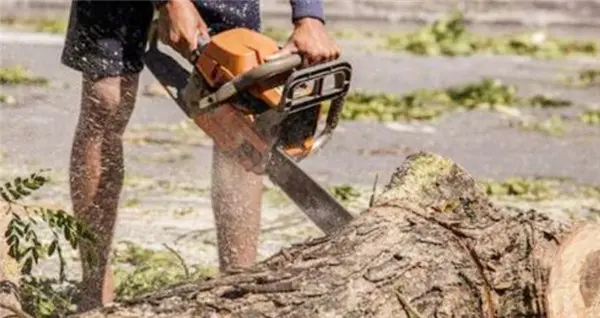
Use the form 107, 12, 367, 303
72, 151, 599, 318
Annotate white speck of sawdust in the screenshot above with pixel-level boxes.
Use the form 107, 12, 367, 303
385, 122, 436, 134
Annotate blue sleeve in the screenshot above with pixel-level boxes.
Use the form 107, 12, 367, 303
290, 0, 325, 23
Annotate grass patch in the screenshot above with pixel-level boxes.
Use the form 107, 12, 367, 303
567, 68, 600, 87
131, 149, 194, 163
263, 184, 366, 209
580, 108, 600, 126
261, 26, 291, 43
0, 16, 68, 33
480, 176, 600, 201
382, 12, 598, 58
0, 93, 17, 105
510, 114, 568, 136
0, 64, 49, 86
112, 241, 216, 299
329, 185, 362, 204
124, 120, 209, 147
480, 177, 559, 201
329, 78, 572, 121
263, 187, 292, 208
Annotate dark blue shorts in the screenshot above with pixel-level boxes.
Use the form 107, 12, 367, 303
61, 0, 261, 79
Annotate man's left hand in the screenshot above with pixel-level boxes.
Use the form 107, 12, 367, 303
268, 18, 340, 66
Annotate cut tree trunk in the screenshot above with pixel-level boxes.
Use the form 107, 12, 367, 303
75, 152, 600, 318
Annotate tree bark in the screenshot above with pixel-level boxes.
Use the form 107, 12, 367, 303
75, 151, 600, 318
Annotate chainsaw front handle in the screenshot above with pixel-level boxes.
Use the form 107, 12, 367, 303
280, 60, 352, 160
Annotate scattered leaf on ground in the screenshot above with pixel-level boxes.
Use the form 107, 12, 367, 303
0, 17, 68, 33
510, 114, 568, 136
112, 241, 216, 299
480, 176, 600, 201
567, 68, 600, 87
382, 11, 598, 58
0, 93, 17, 105
326, 78, 573, 121
579, 108, 600, 125
329, 185, 361, 203
0, 65, 49, 86
261, 27, 291, 42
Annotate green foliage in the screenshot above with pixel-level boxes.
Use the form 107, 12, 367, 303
480, 177, 600, 202
383, 12, 598, 58
19, 276, 79, 317
573, 69, 600, 86
2, 171, 96, 318
112, 241, 215, 299
330, 185, 361, 203
0, 65, 49, 86
261, 27, 291, 43
580, 109, 600, 125
480, 177, 558, 201
331, 78, 572, 121
510, 115, 568, 136
0, 93, 16, 105
0, 17, 68, 34
263, 187, 292, 208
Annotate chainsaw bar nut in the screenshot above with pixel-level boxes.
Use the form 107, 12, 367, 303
182, 71, 210, 114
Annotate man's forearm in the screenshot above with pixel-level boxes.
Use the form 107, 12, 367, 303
290, 0, 325, 23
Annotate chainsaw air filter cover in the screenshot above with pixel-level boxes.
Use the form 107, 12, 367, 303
194, 28, 288, 110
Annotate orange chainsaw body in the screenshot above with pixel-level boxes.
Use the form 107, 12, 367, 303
190, 28, 318, 171
195, 28, 284, 108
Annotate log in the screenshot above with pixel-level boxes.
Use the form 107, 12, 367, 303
75, 151, 600, 318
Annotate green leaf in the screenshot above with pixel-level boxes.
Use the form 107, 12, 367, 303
13, 226, 24, 237
8, 243, 19, 259
11, 211, 22, 221
0, 188, 12, 202
21, 257, 33, 275
4, 226, 13, 239
64, 226, 74, 247
32, 246, 40, 264
6, 234, 16, 246
7, 188, 21, 201
47, 240, 58, 256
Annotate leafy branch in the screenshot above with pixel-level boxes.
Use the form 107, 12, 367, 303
2, 170, 96, 317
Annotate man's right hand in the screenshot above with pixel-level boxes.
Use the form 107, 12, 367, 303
157, 0, 209, 61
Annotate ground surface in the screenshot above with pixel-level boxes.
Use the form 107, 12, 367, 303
1, 25, 599, 285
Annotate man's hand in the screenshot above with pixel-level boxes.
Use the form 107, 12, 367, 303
268, 18, 340, 66
157, 0, 209, 60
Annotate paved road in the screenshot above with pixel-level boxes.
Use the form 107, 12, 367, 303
1, 29, 599, 187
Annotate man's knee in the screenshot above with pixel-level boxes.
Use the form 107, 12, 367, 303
77, 74, 139, 136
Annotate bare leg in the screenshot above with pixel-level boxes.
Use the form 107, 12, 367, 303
69, 74, 138, 312
211, 145, 263, 272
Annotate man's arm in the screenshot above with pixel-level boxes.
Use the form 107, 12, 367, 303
290, 0, 325, 24
268, 0, 339, 66
154, 0, 209, 60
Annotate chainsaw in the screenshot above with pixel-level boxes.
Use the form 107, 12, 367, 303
143, 25, 354, 234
